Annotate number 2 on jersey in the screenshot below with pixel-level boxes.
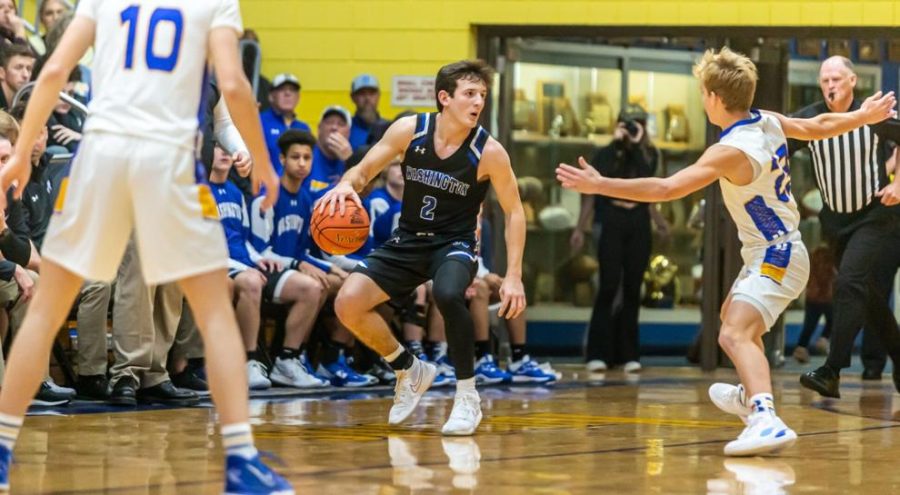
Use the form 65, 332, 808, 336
420, 196, 437, 221
121, 6, 184, 72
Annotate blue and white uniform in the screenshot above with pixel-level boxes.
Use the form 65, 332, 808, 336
250, 185, 331, 273
44, 0, 243, 284
718, 110, 810, 328
368, 187, 402, 246
303, 145, 345, 203
210, 179, 259, 275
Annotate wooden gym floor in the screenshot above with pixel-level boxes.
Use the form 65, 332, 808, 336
9, 361, 900, 494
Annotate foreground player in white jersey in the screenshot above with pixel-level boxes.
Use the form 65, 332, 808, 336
0, 1, 292, 493
557, 47, 895, 456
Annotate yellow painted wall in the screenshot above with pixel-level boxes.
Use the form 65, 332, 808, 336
242, 0, 898, 125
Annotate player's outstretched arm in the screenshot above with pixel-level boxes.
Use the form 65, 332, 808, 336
317, 116, 416, 216
209, 27, 278, 210
0, 16, 93, 199
482, 140, 526, 320
557, 146, 735, 202
768, 90, 897, 142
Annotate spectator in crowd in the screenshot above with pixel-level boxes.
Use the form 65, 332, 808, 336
28, 0, 70, 56
572, 104, 669, 373
0, 124, 72, 405
107, 236, 199, 407
210, 141, 328, 389
349, 74, 389, 151
0, 0, 27, 46
251, 130, 374, 387
0, 43, 35, 110
33, 10, 87, 85
38, 0, 67, 34
46, 67, 83, 152
260, 72, 308, 175
306, 105, 352, 202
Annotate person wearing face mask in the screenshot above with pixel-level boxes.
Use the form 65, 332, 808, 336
349, 74, 390, 151
793, 56, 900, 398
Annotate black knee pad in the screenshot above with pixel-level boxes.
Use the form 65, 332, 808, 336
432, 262, 473, 311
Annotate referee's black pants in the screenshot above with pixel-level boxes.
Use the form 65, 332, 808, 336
824, 213, 900, 372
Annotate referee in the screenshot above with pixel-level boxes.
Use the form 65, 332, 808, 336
795, 56, 900, 398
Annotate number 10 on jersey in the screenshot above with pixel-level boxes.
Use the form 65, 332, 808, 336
121, 6, 184, 72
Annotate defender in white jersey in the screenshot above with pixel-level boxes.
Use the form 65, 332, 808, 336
0, 1, 292, 494
557, 47, 895, 456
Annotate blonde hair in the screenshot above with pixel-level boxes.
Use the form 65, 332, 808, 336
0, 110, 19, 144
692, 47, 758, 112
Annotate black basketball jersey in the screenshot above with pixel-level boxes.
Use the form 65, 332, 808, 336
399, 112, 491, 236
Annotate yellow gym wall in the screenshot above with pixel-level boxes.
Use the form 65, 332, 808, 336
242, 0, 897, 126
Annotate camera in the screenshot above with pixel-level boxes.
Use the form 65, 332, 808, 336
622, 119, 640, 137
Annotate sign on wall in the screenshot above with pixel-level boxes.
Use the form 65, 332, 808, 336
391, 75, 436, 107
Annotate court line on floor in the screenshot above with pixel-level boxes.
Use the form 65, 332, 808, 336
32, 422, 900, 494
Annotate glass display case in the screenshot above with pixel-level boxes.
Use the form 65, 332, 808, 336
500, 40, 708, 308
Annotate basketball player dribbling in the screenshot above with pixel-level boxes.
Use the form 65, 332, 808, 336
0, 1, 293, 493
557, 47, 895, 456
318, 59, 527, 436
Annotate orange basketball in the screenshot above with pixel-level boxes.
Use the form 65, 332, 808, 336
311, 202, 370, 255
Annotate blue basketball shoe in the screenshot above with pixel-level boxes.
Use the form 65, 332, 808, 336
317, 353, 378, 387
224, 452, 294, 495
0, 443, 10, 491
508, 355, 557, 384
474, 354, 512, 385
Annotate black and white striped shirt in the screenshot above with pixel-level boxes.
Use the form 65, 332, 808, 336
790, 100, 893, 214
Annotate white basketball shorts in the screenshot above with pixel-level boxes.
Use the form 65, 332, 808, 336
42, 132, 228, 285
729, 233, 810, 330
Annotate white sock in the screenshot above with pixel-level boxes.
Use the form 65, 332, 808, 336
0, 412, 22, 451
221, 422, 258, 459
456, 377, 476, 393
748, 393, 775, 416
385, 345, 405, 363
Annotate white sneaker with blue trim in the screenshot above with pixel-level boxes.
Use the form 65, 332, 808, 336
724, 413, 797, 456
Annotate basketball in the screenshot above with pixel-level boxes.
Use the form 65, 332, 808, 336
311, 201, 370, 255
